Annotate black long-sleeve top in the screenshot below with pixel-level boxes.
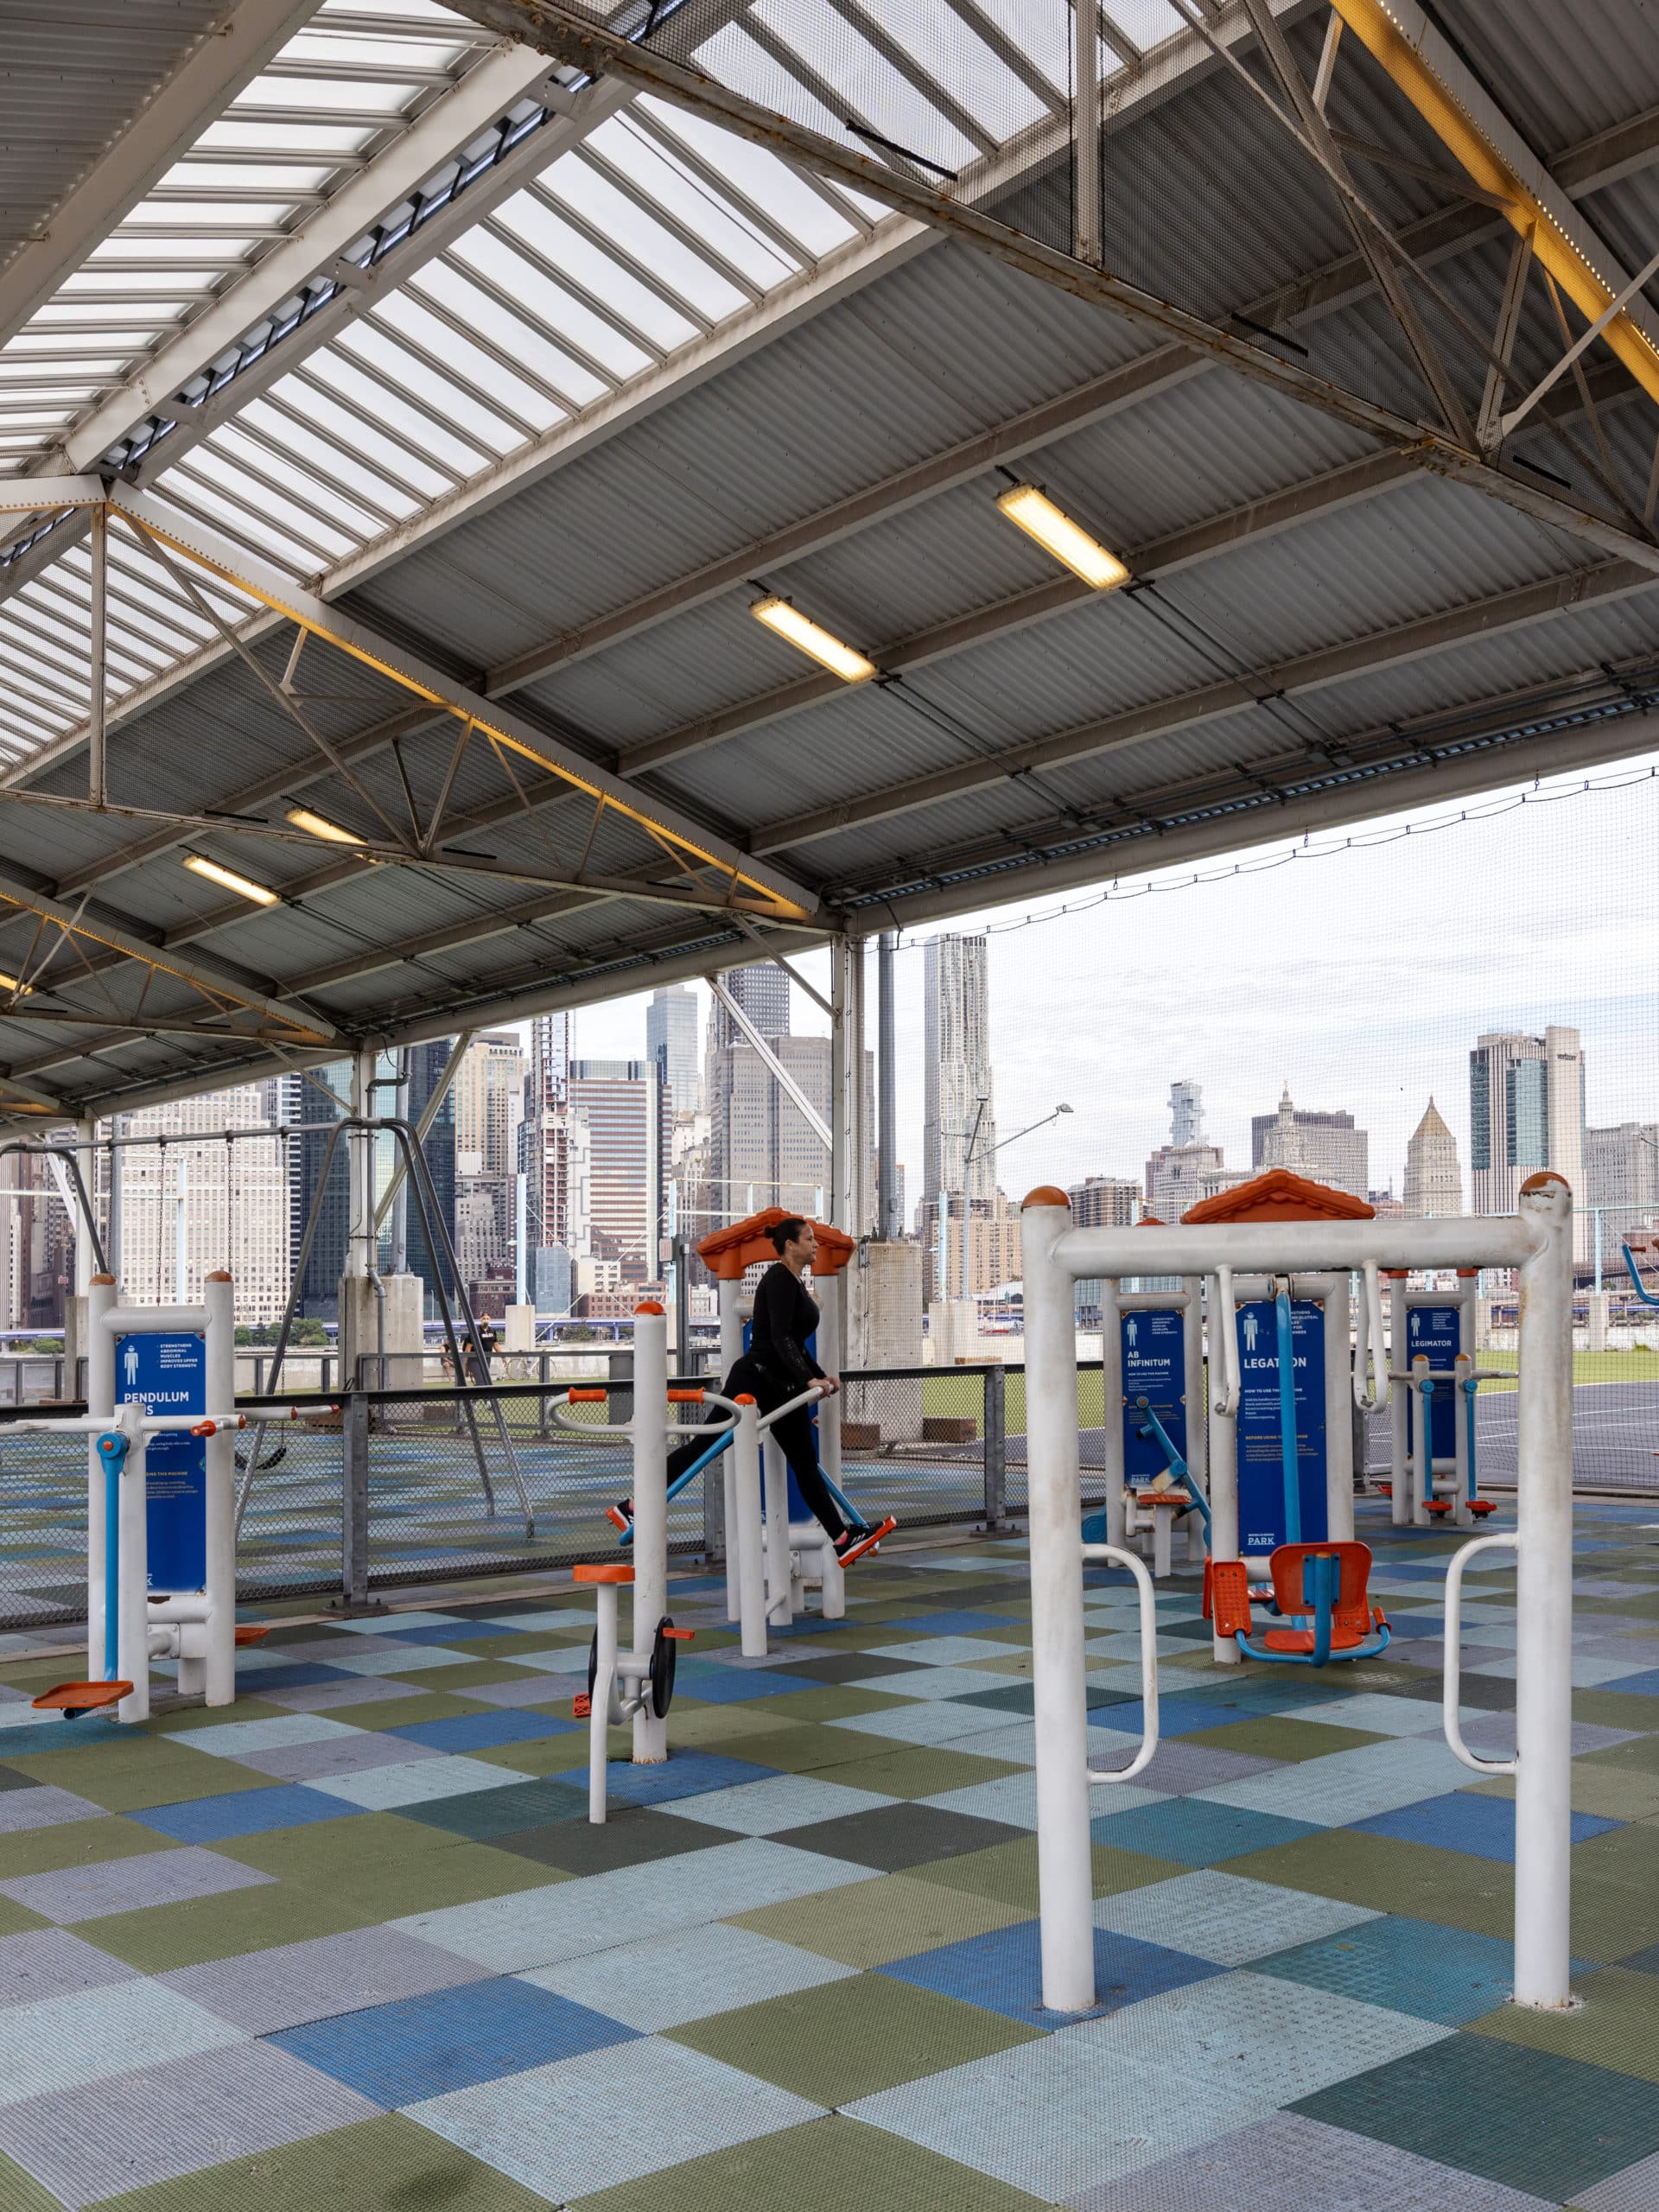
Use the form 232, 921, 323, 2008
750, 1262, 825, 1382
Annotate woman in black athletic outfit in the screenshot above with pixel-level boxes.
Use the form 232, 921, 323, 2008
618, 1217, 893, 1565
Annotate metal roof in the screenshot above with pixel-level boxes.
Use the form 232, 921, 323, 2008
0, 0, 1656, 1124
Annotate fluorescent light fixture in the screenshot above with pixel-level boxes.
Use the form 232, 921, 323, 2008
994, 484, 1130, 590
0, 971, 29, 995
182, 854, 278, 906
750, 596, 876, 682
286, 804, 362, 844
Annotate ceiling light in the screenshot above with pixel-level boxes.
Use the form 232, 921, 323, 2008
994, 484, 1130, 590
182, 854, 278, 906
0, 972, 30, 995
750, 596, 876, 682
286, 805, 362, 845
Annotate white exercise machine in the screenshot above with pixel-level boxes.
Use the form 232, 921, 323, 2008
1020, 1172, 1576, 2016
1382, 1269, 1500, 1529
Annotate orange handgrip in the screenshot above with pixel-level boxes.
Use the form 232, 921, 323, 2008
662, 1626, 696, 1641
574, 1561, 634, 1584
734, 1393, 756, 1405
568, 1388, 607, 1402
190, 1420, 219, 1437
572, 1693, 592, 1719
666, 1389, 704, 1403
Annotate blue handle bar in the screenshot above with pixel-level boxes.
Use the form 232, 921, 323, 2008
1275, 1290, 1301, 1546
1624, 1243, 1659, 1307
1133, 1397, 1211, 1535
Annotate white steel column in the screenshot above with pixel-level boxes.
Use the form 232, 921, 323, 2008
631, 1301, 669, 1764
197, 1270, 237, 1706
73, 1120, 97, 1300
1511, 1171, 1575, 2008
1021, 1188, 1095, 2013
85, 1274, 116, 1682
88, 505, 107, 811
1181, 1276, 1207, 1500
1075, 1, 1102, 263
348, 1049, 376, 1281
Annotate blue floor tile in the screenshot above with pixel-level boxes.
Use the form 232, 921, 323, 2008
1252, 1912, 1532, 2024
386, 1711, 579, 1752
601, 1751, 782, 1808
879, 1916, 1220, 2024
373, 1621, 522, 1646
1090, 1797, 1323, 1866
270, 1974, 638, 2104
1351, 1790, 1621, 1862
1103, 1696, 1267, 1739
132, 1784, 367, 1842
239, 1663, 357, 1691
1599, 1668, 1659, 1696
669, 1664, 812, 1705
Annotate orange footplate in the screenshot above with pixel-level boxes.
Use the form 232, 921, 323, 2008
1208, 1561, 1254, 1641
234, 1624, 270, 1646
32, 1681, 131, 1714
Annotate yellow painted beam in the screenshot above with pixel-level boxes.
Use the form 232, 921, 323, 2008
1331, 0, 1659, 408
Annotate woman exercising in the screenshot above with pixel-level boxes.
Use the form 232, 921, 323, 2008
613, 1216, 894, 1567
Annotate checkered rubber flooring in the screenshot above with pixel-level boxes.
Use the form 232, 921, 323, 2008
2, 1499, 1659, 2208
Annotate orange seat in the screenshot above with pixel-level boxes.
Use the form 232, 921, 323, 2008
32, 1681, 130, 1712
1264, 1541, 1386, 1649
234, 1624, 270, 1646
1423, 1498, 1453, 1516
573, 1562, 634, 1585
1136, 1490, 1186, 1508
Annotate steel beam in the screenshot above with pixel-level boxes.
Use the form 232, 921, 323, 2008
107, 484, 817, 921
750, 556, 1658, 855
707, 972, 831, 1147
442, 1, 1659, 580
0, 0, 318, 349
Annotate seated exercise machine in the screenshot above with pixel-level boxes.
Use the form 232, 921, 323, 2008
1084, 1266, 1209, 1578
1020, 1166, 1577, 2017
1375, 1269, 1499, 1527
28, 1273, 297, 1723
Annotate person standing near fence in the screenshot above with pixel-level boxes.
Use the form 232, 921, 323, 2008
613, 1216, 895, 1566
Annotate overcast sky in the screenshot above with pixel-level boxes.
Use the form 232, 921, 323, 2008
564, 747, 1659, 1217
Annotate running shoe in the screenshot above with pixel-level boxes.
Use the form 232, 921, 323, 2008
607, 1497, 633, 1534
835, 1516, 896, 1567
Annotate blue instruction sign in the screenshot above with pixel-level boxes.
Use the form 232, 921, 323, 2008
117, 1332, 206, 1593
1122, 1308, 1185, 1481
1406, 1306, 1461, 1464
1235, 1300, 1327, 1555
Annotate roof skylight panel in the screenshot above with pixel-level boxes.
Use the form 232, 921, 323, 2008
336, 318, 528, 454
494, 192, 701, 352
281, 360, 469, 493
854, 0, 1051, 141
411, 254, 615, 403
594, 116, 804, 288
463, 219, 661, 375
201, 421, 391, 538
747, 0, 982, 175
234, 390, 427, 518
308, 337, 498, 474
143, 465, 343, 574
632, 98, 860, 259
544, 158, 750, 323
369, 289, 567, 431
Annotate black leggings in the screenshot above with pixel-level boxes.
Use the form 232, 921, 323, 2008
665, 1354, 847, 1542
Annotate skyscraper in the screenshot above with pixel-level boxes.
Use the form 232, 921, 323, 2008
924, 933, 995, 1207
1251, 1083, 1369, 1198
567, 1060, 665, 1285
454, 1032, 523, 1178
709, 963, 789, 1050
1470, 1027, 1585, 1220
118, 1083, 289, 1319
404, 1041, 458, 1312
1403, 1098, 1462, 1217
1168, 1081, 1205, 1147
646, 986, 701, 1117
1586, 1122, 1659, 1249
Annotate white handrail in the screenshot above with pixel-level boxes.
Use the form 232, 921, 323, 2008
1445, 1531, 1519, 1775
1211, 1267, 1239, 1417
547, 1389, 740, 1441
1083, 1541, 1160, 1783
753, 1381, 830, 1435
1353, 1262, 1389, 1413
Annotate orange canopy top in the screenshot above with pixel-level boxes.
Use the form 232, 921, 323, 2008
1181, 1169, 1376, 1225
696, 1207, 855, 1281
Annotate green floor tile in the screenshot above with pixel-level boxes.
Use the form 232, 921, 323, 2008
1471, 1766, 1659, 1821
322, 1838, 569, 1919
801, 1746, 1028, 1799
392, 1661, 539, 1693
1470, 1965, 1659, 2081
1568, 1824, 1659, 1961
751, 1685, 915, 1723
79, 1875, 378, 1973
140, 1699, 291, 1734
706, 1726, 883, 1777
1582, 1732, 1659, 1777
469, 1734, 592, 1777
1571, 1688, 1659, 1732
85, 2113, 554, 2211
571, 2113, 1052, 2211
728, 1871, 1033, 1967
668, 1967, 1043, 2104
1181, 1715, 1387, 1762
0, 1896, 47, 1936
0, 2146, 64, 2212
213, 1809, 479, 1877
915, 1835, 1181, 1913
0, 1812, 179, 1880
1229, 1830, 1516, 1938
2, 1744, 286, 1813
650, 1703, 799, 1750
333, 1694, 502, 1730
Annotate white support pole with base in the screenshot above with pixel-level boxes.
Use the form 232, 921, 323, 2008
196, 1270, 236, 1706
1323, 1273, 1355, 1541
1388, 1274, 1410, 1524
1510, 1170, 1575, 2009
631, 1302, 669, 1764
1099, 1276, 1127, 1547
731, 1395, 767, 1656
1206, 1269, 1242, 1665
85, 1275, 116, 1686
1020, 1187, 1096, 2015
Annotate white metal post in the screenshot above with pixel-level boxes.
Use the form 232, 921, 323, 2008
73, 1121, 96, 1301
630, 1302, 669, 1763
1099, 1276, 1127, 1546
197, 1270, 236, 1706
1074, 0, 1101, 263
1206, 1271, 1241, 1664
764, 1433, 792, 1626
115, 1399, 149, 1723
1323, 1274, 1354, 1540
1021, 1189, 1095, 2014
731, 1396, 767, 1656
588, 1580, 618, 1821
1410, 1353, 1432, 1526
719, 1275, 743, 1623
1181, 1280, 1207, 1561
817, 1265, 842, 1490
1388, 1273, 1409, 1523
1512, 1171, 1575, 2009
85, 1274, 116, 1680
348, 1048, 376, 1281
